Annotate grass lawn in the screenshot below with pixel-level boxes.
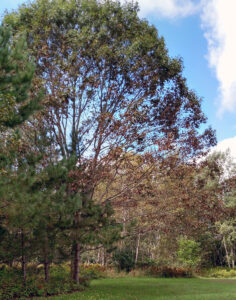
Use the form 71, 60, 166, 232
39, 277, 236, 300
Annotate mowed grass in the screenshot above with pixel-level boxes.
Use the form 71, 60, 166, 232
39, 277, 236, 300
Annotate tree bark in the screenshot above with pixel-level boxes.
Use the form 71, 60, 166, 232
43, 236, 50, 281
21, 230, 26, 285
8, 260, 13, 268
135, 232, 141, 265
223, 236, 231, 268
230, 247, 235, 269
44, 259, 50, 282
70, 248, 74, 279
72, 210, 80, 284
97, 248, 101, 264
43, 253, 49, 281
73, 241, 80, 284
103, 248, 107, 266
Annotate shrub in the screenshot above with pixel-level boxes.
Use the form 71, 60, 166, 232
113, 248, 135, 272
145, 266, 193, 278
136, 258, 156, 268
204, 268, 236, 278
177, 236, 201, 268
0, 265, 89, 299
80, 264, 106, 279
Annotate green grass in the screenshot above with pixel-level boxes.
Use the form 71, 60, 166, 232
38, 277, 236, 300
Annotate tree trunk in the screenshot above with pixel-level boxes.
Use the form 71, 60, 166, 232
44, 260, 49, 281
230, 247, 235, 269
43, 253, 50, 281
223, 236, 231, 268
43, 236, 50, 281
101, 250, 104, 266
72, 210, 80, 284
103, 248, 107, 266
70, 248, 74, 279
8, 260, 13, 268
21, 230, 26, 285
135, 232, 141, 265
73, 241, 80, 284
97, 248, 101, 264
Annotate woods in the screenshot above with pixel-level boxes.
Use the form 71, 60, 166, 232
0, 0, 235, 299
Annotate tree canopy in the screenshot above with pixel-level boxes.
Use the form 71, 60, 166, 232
4, 0, 215, 158
0, 0, 226, 294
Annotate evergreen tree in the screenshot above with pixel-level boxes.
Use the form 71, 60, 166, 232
0, 25, 42, 128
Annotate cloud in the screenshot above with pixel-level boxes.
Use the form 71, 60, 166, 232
201, 0, 236, 114
210, 136, 236, 160
121, 0, 198, 19
136, 0, 198, 18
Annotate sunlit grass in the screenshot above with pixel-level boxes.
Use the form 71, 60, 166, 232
38, 277, 236, 299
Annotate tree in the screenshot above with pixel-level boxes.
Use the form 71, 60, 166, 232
0, 25, 43, 284
177, 236, 201, 269
0, 25, 41, 128
218, 220, 236, 268
208, 151, 236, 268
189, 151, 236, 269
4, 0, 216, 282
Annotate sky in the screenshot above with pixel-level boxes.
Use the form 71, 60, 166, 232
1, 0, 236, 158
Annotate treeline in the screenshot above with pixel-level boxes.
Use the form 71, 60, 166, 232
0, 0, 234, 292
84, 151, 236, 271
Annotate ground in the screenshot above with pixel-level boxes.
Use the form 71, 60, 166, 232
39, 277, 236, 299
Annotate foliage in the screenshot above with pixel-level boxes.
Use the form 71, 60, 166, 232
113, 248, 135, 272
136, 258, 156, 268
177, 236, 201, 268
203, 267, 236, 278
0, 25, 42, 128
80, 264, 107, 279
0, 0, 226, 291
197, 231, 224, 268
145, 266, 193, 278
217, 220, 236, 268
0, 265, 88, 299
202, 151, 236, 269
4, 0, 216, 157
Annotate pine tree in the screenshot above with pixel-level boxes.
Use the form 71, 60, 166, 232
0, 25, 42, 128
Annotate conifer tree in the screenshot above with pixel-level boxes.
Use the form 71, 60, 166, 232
0, 25, 42, 128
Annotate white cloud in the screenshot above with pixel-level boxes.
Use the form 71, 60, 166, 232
201, 0, 236, 113
121, 0, 198, 18
136, 0, 198, 18
210, 136, 236, 160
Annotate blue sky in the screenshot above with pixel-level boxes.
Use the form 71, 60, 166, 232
1, 0, 236, 156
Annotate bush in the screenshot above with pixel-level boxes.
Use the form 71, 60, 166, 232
177, 237, 201, 269
136, 258, 156, 268
203, 267, 236, 278
0, 265, 89, 299
145, 266, 193, 278
113, 248, 135, 272
80, 264, 106, 279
